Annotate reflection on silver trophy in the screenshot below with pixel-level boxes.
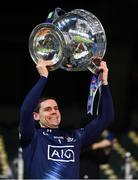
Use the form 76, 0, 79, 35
28, 8, 107, 74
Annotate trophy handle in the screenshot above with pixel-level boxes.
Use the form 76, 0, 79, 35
47, 8, 66, 23
54, 8, 66, 19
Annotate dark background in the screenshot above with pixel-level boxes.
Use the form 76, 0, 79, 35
0, 0, 138, 162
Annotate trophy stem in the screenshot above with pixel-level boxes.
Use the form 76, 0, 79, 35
87, 63, 98, 74
87, 57, 102, 74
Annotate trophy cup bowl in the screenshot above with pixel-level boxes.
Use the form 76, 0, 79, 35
28, 8, 107, 73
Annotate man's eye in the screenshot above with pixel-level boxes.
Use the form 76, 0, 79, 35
45, 107, 51, 111
55, 106, 59, 110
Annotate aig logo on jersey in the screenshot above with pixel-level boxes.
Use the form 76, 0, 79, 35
48, 145, 75, 162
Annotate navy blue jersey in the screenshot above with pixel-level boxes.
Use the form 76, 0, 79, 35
19, 76, 114, 179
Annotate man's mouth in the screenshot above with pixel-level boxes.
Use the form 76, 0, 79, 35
50, 116, 58, 120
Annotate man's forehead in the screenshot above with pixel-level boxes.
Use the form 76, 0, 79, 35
41, 99, 58, 107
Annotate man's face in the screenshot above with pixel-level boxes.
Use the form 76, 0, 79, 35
34, 99, 61, 128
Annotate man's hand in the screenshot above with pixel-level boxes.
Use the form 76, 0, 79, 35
91, 139, 112, 150
98, 61, 108, 85
36, 59, 54, 78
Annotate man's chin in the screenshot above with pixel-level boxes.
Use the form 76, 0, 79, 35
50, 124, 59, 128
50, 122, 60, 128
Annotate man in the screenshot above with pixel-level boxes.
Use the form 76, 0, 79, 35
19, 59, 114, 179
80, 129, 115, 179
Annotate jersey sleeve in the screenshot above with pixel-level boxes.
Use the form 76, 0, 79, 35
19, 76, 48, 145
80, 85, 114, 146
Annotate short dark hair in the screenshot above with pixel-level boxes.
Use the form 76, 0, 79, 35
34, 96, 57, 113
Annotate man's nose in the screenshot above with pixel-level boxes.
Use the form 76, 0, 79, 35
51, 108, 56, 113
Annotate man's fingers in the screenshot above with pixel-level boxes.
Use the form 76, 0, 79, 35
98, 61, 108, 71
37, 59, 55, 67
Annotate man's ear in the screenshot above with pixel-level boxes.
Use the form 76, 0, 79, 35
33, 112, 40, 121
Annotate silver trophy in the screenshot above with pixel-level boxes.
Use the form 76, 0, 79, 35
29, 8, 106, 74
